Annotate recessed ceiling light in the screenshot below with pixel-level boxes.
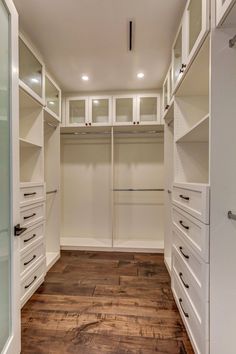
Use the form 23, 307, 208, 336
31, 78, 39, 83
82, 75, 89, 81
49, 101, 55, 105
93, 100, 99, 105
137, 72, 145, 79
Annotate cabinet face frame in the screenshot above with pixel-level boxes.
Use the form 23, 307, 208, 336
65, 96, 89, 127
112, 94, 137, 126
137, 94, 161, 125
19, 33, 45, 106
44, 72, 61, 122
171, 14, 188, 93
216, 0, 236, 25
89, 95, 112, 126
185, 0, 209, 66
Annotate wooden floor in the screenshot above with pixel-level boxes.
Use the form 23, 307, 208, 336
21, 251, 194, 354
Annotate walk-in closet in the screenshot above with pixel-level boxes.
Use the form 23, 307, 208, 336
1, 0, 236, 353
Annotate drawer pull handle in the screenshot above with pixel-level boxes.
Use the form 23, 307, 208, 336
24, 255, 36, 266
179, 272, 189, 289
24, 234, 36, 243
179, 220, 189, 230
179, 298, 189, 318
24, 192, 37, 197
179, 194, 190, 201
23, 213, 36, 220
24, 276, 37, 289
179, 247, 189, 259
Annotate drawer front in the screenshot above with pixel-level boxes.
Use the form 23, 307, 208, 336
20, 203, 45, 228
172, 247, 208, 323
20, 223, 44, 252
172, 206, 209, 262
20, 184, 45, 206
20, 243, 44, 276
172, 184, 209, 224
172, 271, 209, 354
173, 228, 208, 296
21, 259, 45, 300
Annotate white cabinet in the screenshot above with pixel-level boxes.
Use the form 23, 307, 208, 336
90, 96, 112, 126
45, 73, 61, 122
172, 20, 187, 91
216, 0, 236, 25
162, 65, 173, 115
19, 35, 45, 105
113, 94, 160, 126
66, 97, 89, 126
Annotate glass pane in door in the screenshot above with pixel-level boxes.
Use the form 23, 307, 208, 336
140, 97, 157, 122
69, 100, 86, 124
188, 0, 202, 54
92, 99, 109, 124
115, 98, 133, 123
19, 38, 43, 98
163, 81, 168, 110
173, 28, 182, 87
0, 0, 11, 351
45, 76, 60, 117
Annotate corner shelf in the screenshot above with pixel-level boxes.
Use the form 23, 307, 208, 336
20, 138, 43, 149
175, 114, 209, 143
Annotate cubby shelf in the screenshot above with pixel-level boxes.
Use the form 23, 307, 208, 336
20, 138, 43, 149
175, 114, 209, 143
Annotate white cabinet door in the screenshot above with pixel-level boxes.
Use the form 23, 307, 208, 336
65, 97, 89, 127
89, 96, 112, 126
0, 0, 20, 353
162, 70, 170, 115
185, 0, 209, 65
137, 94, 161, 125
113, 95, 136, 126
216, 0, 236, 25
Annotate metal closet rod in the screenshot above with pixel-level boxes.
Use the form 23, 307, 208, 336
46, 189, 58, 195
61, 130, 163, 136
113, 188, 164, 192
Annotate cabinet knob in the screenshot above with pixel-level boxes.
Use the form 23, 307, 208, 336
133, 122, 136, 125
137, 122, 140, 125
85, 123, 88, 126
89, 123, 91, 126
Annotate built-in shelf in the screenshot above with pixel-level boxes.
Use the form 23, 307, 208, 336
175, 114, 209, 143
20, 138, 43, 149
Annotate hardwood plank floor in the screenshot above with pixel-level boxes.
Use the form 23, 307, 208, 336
21, 251, 194, 354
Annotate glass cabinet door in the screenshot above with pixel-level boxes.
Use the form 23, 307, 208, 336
138, 96, 160, 124
163, 76, 169, 112
67, 98, 88, 126
45, 75, 60, 120
173, 27, 183, 89
113, 97, 134, 124
19, 38, 43, 100
91, 98, 111, 125
187, 0, 202, 55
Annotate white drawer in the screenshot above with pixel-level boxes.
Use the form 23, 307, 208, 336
20, 243, 44, 276
172, 183, 209, 224
20, 222, 44, 252
172, 271, 209, 354
20, 202, 45, 228
173, 228, 209, 295
20, 183, 45, 207
172, 206, 209, 262
21, 258, 45, 306
172, 247, 209, 324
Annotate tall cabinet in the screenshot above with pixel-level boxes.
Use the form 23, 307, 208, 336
18, 35, 61, 306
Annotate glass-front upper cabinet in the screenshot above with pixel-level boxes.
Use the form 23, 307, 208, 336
216, 0, 235, 26
90, 96, 112, 126
186, 0, 209, 64
137, 94, 161, 125
162, 71, 170, 114
172, 20, 187, 91
19, 36, 45, 104
66, 97, 88, 126
45, 74, 61, 122
113, 95, 136, 125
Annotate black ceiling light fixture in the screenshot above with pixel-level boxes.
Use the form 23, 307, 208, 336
128, 20, 134, 51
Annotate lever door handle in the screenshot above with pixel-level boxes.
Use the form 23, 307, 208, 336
14, 224, 27, 237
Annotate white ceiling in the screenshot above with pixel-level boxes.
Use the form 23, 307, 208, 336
13, 0, 186, 93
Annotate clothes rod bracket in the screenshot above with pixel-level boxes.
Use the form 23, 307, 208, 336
229, 34, 236, 48
228, 211, 236, 220
46, 189, 58, 195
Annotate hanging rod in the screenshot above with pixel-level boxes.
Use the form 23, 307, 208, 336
61, 131, 111, 136
46, 189, 58, 195
45, 121, 57, 129
61, 130, 163, 136
229, 34, 236, 48
113, 188, 164, 192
